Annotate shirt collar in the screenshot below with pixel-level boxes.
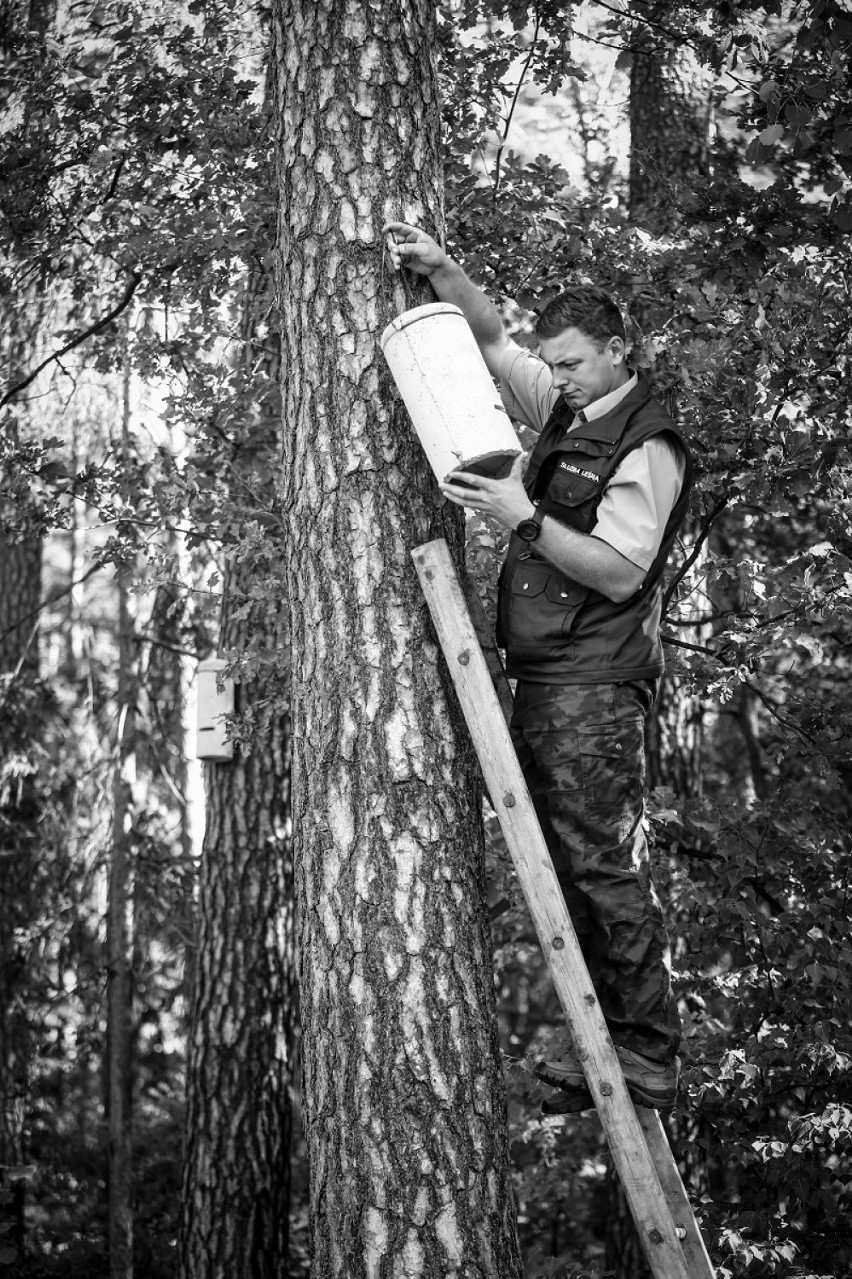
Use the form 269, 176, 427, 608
577, 372, 638, 423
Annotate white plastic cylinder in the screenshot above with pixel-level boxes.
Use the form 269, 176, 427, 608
380, 303, 521, 482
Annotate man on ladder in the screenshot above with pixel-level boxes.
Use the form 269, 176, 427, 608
385, 220, 692, 1116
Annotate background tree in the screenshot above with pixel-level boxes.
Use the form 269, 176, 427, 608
179, 167, 296, 1275
2, 1, 292, 1272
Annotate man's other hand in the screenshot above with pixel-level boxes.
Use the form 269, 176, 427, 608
439, 452, 533, 531
383, 222, 447, 277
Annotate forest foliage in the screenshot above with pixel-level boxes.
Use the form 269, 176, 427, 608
1, 0, 851, 1276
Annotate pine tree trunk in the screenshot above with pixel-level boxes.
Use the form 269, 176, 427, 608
180, 659, 294, 1278
605, 16, 715, 1279
628, 7, 714, 235
106, 354, 137, 1279
271, 3, 522, 1276
627, 10, 713, 797
180, 119, 296, 1269
0, 537, 41, 674
180, 519, 294, 1278
0, 533, 42, 1258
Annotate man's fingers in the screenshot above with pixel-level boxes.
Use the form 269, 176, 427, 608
442, 470, 483, 489
382, 220, 419, 241
393, 241, 428, 258
385, 234, 429, 272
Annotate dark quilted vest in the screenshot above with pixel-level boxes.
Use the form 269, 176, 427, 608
496, 375, 693, 683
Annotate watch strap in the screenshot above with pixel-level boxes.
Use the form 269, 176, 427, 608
516, 506, 545, 541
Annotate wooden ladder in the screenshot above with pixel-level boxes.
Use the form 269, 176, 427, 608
412, 538, 715, 1279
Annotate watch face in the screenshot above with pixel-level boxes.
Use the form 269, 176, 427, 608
516, 518, 541, 541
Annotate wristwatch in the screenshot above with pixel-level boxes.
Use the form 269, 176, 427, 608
516, 506, 545, 542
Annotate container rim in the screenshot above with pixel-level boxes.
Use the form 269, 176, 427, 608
380, 302, 465, 350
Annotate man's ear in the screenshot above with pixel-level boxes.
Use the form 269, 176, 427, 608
610, 336, 627, 365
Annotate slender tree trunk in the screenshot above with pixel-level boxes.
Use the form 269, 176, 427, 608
63, 419, 87, 680
0, 532, 42, 1258
272, 3, 522, 1275
106, 353, 137, 1279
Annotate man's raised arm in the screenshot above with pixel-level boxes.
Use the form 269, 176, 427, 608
383, 221, 508, 379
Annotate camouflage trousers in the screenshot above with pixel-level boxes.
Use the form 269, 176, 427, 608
511, 679, 681, 1062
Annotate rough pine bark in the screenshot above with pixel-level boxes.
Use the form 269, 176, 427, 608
628, 7, 714, 235
180, 280, 295, 1276
179, 646, 293, 1279
271, 2, 522, 1276
0, 536, 40, 673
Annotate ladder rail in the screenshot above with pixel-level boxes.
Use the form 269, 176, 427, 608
413, 538, 715, 1279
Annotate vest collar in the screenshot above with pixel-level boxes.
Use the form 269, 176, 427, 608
549, 374, 655, 445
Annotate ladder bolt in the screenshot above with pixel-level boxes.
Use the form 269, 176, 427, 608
458, 650, 470, 665
648, 1229, 664, 1245
503, 793, 516, 807
551, 936, 564, 950
600, 1082, 613, 1096
676, 1227, 687, 1239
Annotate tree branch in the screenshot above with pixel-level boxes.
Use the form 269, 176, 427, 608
0, 560, 104, 643
592, 0, 690, 46
743, 679, 820, 749
135, 633, 200, 660
662, 635, 717, 657
662, 495, 729, 615
493, 8, 541, 200
0, 272, 141, 409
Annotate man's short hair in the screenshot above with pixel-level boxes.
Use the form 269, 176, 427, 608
535, 286, 626, 349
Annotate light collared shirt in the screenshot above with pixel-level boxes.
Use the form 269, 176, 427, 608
497, 341, 685, 571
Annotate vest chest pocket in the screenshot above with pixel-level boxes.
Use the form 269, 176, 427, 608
548, 469, 603, 509
506, 562, 589, 657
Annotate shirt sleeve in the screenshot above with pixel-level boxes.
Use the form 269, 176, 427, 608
496, 342, 560, 434
590, 438, 686, 572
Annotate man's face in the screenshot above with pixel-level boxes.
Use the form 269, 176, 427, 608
538, 326, 628, 410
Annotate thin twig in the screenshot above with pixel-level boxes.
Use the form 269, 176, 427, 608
134, 633, 200, 660
0, 618, 41, 711
493, 9, 541, 200
0, 272, 141, 408
0, 561, 104, 643
592, 0, 690, 44
662, 495, 729, 615
743, 680, 820, 748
